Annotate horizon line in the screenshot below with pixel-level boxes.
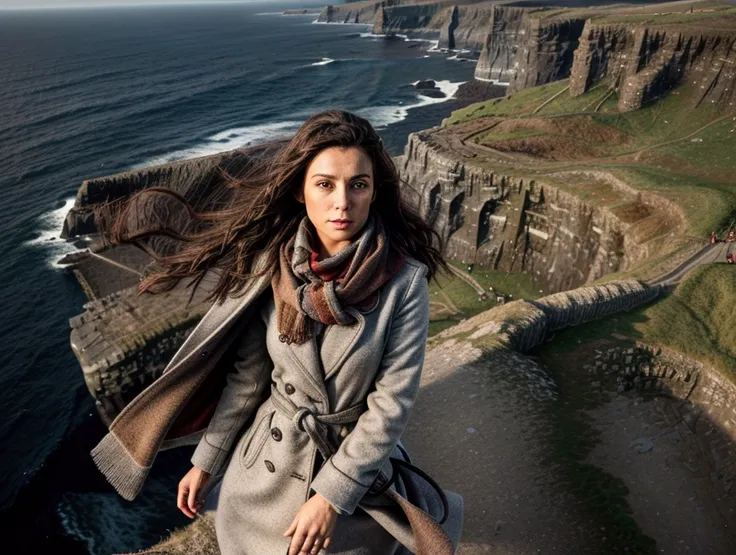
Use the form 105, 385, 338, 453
0, 0, 291, 12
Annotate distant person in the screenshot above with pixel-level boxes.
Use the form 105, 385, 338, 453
89, 110, 463, 555
728, 230, 735, 243
711, 231, 718, 244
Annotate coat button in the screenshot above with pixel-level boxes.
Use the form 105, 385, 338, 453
264, 460, 275, 473
284, 383, 295, 395
200, 350, 209, 358
271, 427, 282, 441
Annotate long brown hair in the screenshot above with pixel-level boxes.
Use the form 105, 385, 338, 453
104, 109, 448, 302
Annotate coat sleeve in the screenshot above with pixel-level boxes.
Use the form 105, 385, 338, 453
309, 263, 429, 515
190, 316, 273, 477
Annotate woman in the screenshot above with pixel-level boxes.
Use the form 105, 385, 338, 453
90, 110, 463, 555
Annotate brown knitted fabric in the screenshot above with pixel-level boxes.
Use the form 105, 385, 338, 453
271, 212, 405, 345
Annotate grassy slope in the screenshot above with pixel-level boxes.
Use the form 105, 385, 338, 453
444, 79, 736, 238
549, 265, 736, 378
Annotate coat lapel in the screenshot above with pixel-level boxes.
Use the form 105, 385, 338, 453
321, 309, 366, 381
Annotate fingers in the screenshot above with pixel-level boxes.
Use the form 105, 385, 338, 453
177, 483, 195, 519
284, 516, 298, 538
300, 533, 317, 554
309, 537, 324, 554
187, 479, 200, 515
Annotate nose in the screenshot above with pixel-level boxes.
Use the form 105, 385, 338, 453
334, 183, 350, 210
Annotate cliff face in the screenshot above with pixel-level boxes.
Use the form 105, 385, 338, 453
507, 17, 587, 94
570, 22, 736, 111
474, 6, 529, 82
320, 1, 495, 52
473, 8, 586, 92
317, 1, 380, 24
398, 131, 681, 293
437, 4, 495, 51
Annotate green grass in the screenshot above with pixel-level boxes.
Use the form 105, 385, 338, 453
427, 262, 542, 337
656, 115, 736, 173
608, 166, 736, 237
590, 6, 736, 25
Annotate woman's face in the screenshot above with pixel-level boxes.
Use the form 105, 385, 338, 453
297, 146, 375, 259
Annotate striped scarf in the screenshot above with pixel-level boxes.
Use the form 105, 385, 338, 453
271, 212, 405, 345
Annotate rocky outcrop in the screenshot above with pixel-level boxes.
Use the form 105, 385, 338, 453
474, 6, 529, 83
570, 22, 736, 111
317, 1, 379, 24
508, 17, 587, 94
399, 131, 681, 293
321, 1, 494, 52
61, 149, 255, 239
474, 8, 586, 91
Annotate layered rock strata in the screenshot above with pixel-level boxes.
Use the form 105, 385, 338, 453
570, 22, 736, 111
474, 6, 529, 83
399, 131, 680, 293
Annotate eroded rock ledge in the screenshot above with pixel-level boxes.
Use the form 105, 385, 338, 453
397, 129, 684, 293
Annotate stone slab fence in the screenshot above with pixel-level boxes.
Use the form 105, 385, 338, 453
436, 279, 660, 353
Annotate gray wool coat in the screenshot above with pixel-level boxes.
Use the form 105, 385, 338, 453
186, 256, 464, 555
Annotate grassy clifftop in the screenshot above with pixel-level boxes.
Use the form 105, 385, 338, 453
443, 78, 736, 239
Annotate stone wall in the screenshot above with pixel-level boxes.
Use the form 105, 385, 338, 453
434, 279, 660, 353
570, 22, 736, 111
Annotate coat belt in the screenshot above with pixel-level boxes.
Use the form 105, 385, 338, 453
269, 384, 366, 462
268, 385, 449, 524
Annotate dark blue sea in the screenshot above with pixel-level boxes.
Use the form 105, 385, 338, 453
0, 2, 477, 553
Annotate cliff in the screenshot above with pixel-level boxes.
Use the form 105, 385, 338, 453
397, 129, 684, 293
474, 6, 529, 82
62, 144, 282, 423
320, 0, 497, 52
506, 16, 587, 93
570, 21, 736, 111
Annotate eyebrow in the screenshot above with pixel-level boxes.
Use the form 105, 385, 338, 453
310, 173, 372, 180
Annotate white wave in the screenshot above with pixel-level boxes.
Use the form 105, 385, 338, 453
426, 40, 441, 52
132, 120, 304, 170
24, 197, 81, 268
311, 58, 335, 66
447, 54, 475, 62
358, 79, 465, 129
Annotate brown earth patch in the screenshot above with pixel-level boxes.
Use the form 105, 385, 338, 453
475, 116, 633, 161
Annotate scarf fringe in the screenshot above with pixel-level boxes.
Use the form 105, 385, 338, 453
91, 433, 151, 501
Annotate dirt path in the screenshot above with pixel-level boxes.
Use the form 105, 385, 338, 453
447, 265, 486, 295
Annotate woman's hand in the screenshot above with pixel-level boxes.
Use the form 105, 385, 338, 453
177, 465, 212, 518
284, 493, 338, 555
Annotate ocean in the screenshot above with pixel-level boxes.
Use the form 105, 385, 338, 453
0, 2, 478, 553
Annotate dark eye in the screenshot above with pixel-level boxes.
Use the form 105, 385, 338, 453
353, 181, 368, 189
317, 181, 331, 188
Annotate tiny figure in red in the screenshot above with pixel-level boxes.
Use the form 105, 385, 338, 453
727, 230, 735, 243
711, 231, 718, 244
